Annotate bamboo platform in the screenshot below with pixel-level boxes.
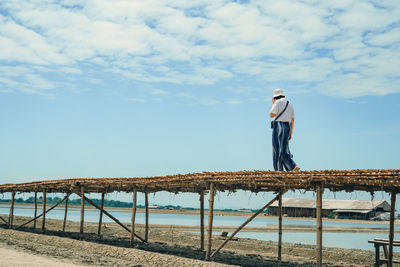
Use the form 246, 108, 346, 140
1, 169, 400, 194
1, 168, 400, 267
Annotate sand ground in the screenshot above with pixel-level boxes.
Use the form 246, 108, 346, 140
0, 215, 399, 266
0, 244, 89, 267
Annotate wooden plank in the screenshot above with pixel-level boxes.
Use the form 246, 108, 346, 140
130, 187, 137, 246
8, 191, 15, 229
42, 189, 46, 232
33, 192, 37, 228
316, 185, 323, 267
370, 241, 400, 246
74, 191, 145, 242
62, 193, 70, 232
80, 186, 85, 234
15, 195, 68, 230
278, 190, 283, 261
210, 192, 283, 259
205, 183, 215, 261
145, 192, 149, 242
370, 239, 400, 246
98, 192, 105, 236
200, 191, 205, 250
388, 191, 396, 267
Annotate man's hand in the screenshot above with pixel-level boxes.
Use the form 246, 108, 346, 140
289, 133, 292, 140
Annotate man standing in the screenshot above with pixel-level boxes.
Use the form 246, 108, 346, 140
269, 88, 299, 171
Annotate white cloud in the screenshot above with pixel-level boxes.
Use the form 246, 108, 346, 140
58, 67, 82, 75
199, 97, 220, 106
149, 89, 167, 95
365, 28, 400, 47
177, 92, 194, 99
0, 65, 55, 95
24, 74, 55, 90
0, 0, 399, 98
226, 99, 241, 105
0, 14, 72, 65
127, 97, 146, 103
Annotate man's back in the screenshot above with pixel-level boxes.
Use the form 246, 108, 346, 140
270, 98, 294, 122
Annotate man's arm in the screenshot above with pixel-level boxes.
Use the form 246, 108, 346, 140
270, 97, 277, 118
289, 118, 294, 140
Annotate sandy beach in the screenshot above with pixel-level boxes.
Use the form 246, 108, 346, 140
1, 215, 396, 266
0, 244, 90, 267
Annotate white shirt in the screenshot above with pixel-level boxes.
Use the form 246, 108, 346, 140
269, 98, 294, 122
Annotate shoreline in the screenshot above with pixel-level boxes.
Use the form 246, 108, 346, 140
1, 203, 397, 225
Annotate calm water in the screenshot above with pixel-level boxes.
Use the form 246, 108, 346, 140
1, 204, 399, 251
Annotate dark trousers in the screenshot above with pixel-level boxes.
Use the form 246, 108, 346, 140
272, 121, 297, 171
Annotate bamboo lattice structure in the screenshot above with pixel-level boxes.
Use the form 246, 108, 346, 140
1, 169, 399, 194
1, 168, 400, 266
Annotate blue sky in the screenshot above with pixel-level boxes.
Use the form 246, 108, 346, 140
1, 1, 400, 209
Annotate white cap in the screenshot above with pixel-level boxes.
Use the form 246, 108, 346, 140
273, 88, 284, 98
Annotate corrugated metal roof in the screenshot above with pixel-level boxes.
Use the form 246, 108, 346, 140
333, 209, 371, 214
270, 198, 391, 211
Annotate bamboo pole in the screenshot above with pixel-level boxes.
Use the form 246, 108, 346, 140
210, 192, 283, 259
388, 191, 396, 267
62, 193, 70, 232
8, 191, 15, 229
42, 189, 46, 232
205, 183, 215, 261
0, 216, 7, 224
130, 187, 137, 246
278, 190, 283, 261
98, 192, 105, 236
33, 192, 37, 228
74, 191, 145, 242
80, 186, 85, 234
316, 185, 323, 267
16, 195, 68, 230
145, 192, 149, 242
200, 191, 205, 250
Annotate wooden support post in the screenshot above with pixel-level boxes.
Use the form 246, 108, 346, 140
278, 189, 283, 261
42, 189, 46, 232
16, 195, 68, 230
210, 192, 283, 259
74, 191, 145, 242
373, 243, 380, 267
200, 191, 205, 250
98, 192, 105, 236
205, 183, 215, 261
80, 186, 85, 235
130, 187, 137, 246
145, 192, 149, 242
388, 191, 396, 267
316, 185, 323, 267
8, 191, 15, 229
62, 193, 70, 232
33, 192, 37, 229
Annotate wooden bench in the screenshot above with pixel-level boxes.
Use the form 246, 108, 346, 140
368, 238, 400, 266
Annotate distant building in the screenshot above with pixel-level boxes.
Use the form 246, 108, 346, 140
237, 209, 252, 213
268, 198, 391, 220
